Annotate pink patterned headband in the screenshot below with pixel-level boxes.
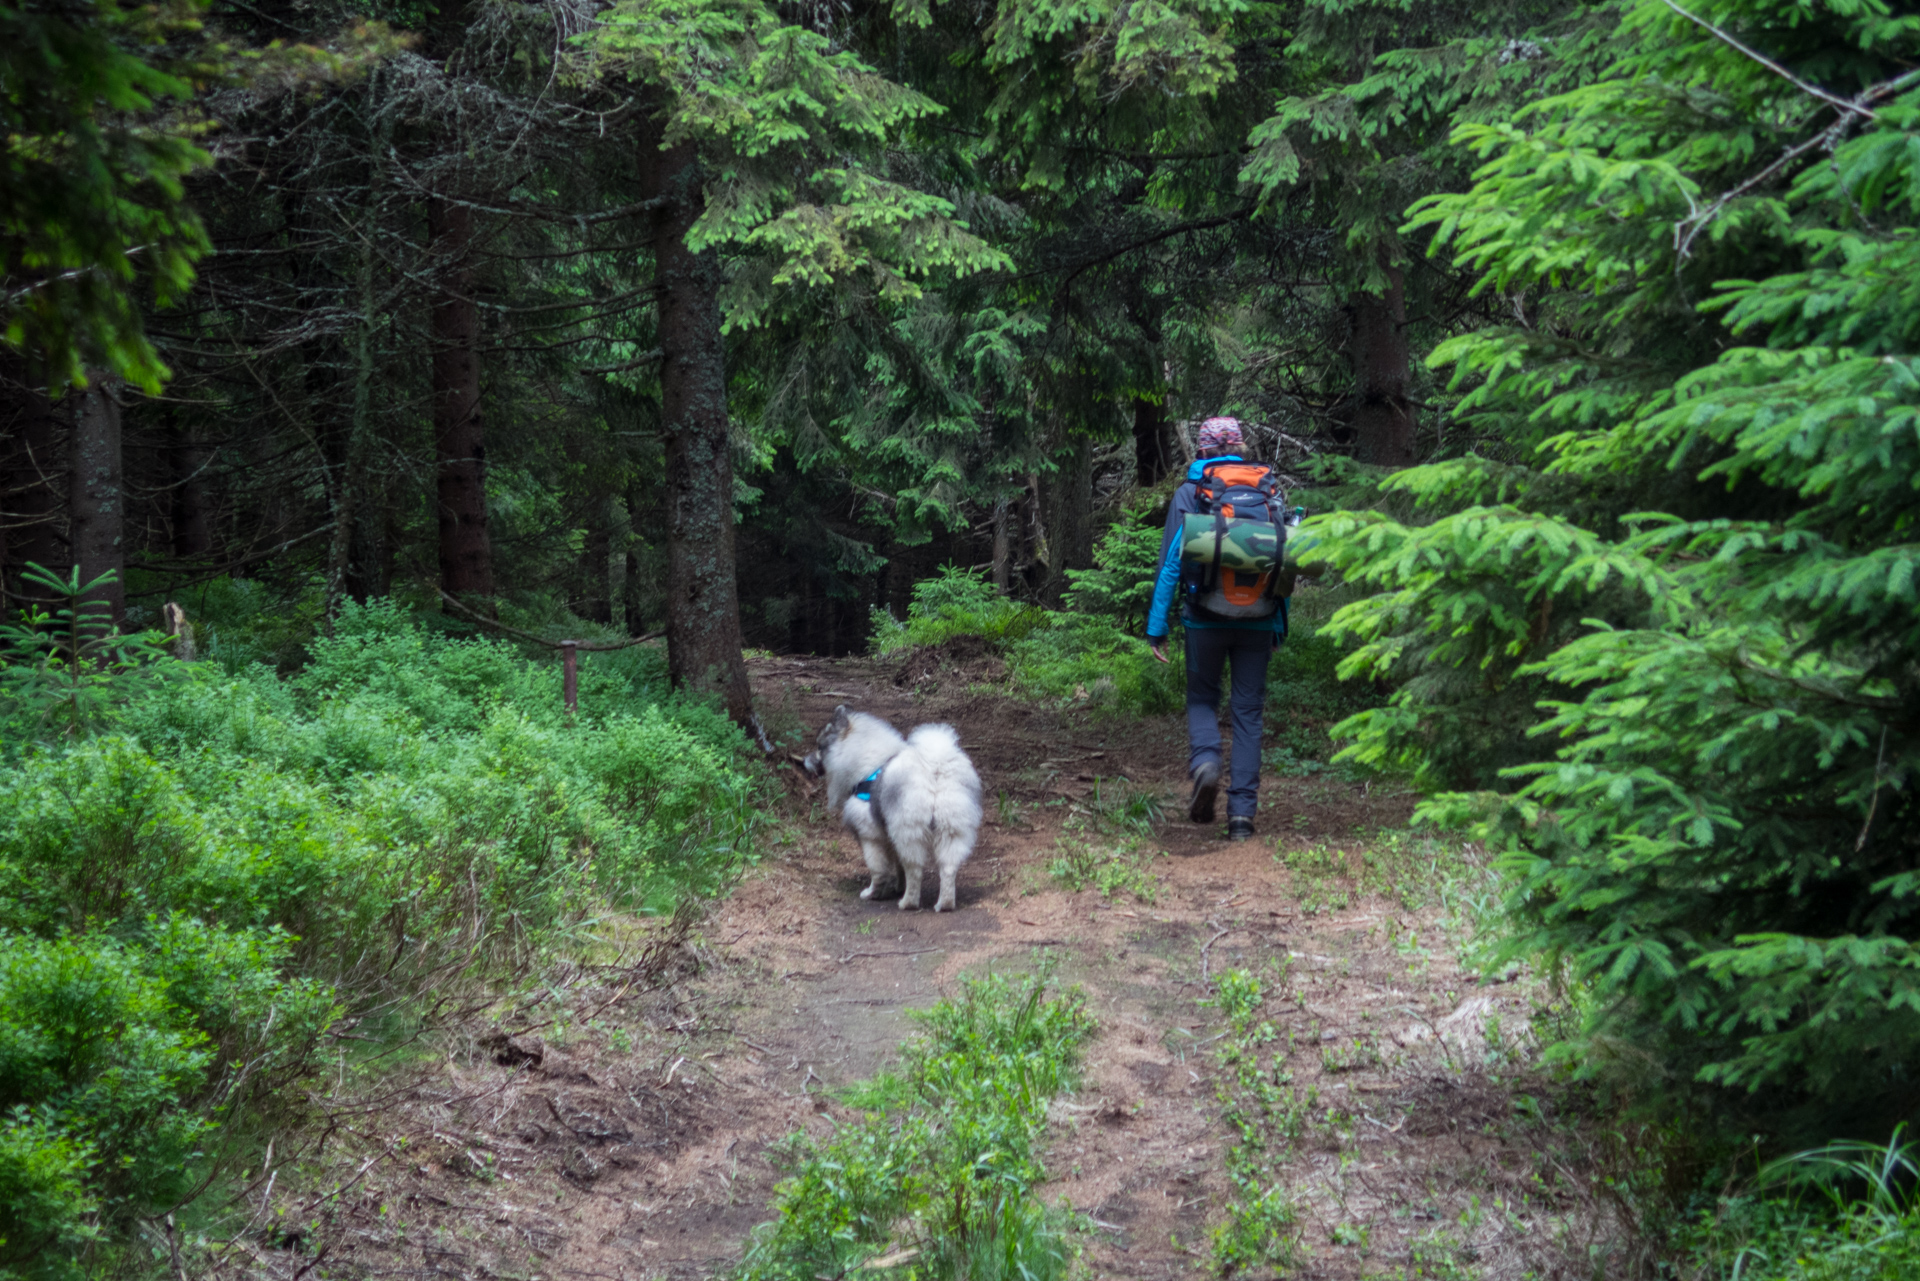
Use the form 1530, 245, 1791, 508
1197, 417, 1244, 453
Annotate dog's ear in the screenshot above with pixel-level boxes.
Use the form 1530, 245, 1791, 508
831, 704, 850, 731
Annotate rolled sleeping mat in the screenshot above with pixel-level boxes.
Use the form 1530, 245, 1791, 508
1270, 530, 1323, 596
1179, 513, 1281, 574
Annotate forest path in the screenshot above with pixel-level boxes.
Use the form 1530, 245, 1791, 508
322, 647, 1593, 1281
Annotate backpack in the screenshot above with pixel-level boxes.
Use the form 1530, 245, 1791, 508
1177, 460, 1290, 620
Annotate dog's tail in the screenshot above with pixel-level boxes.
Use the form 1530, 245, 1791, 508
900, 724, 981, 869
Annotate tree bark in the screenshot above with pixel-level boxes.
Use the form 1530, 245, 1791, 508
430, 196, 496, 600
1019, 473, 1048, 597
990, 495, 1011, 595
1132, 395, 1173, 485
638, 121, 756, 731
1350, 263, 1417, 469
1039, 437, 1092, 604
579, 493, 613, 624
168, 422, 215, 559
69, 376, 125, 626
0, 353, 66, 606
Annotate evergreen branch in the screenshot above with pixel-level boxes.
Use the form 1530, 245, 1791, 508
121, 524, 335, 598
1672, 67, 1920, 259
580, 347, 665, 374
434, 587, 665, 651
1657, 0, 1885, 121
1733, 652, 1903, 712
1036, 207, 1255, 298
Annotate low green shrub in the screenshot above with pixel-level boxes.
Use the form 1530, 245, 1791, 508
738, 968, 1095, 1281
0, 593, 765, 1272
1006, 613, 1184, 715
1062, 512, 1163, 635
870, 564, 1049, 654
0, 925, 334, 1272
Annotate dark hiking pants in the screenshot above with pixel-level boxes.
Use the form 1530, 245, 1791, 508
1184, 626, 1272, 819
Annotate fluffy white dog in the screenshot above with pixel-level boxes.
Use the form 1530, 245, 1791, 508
803, 705, 982, 912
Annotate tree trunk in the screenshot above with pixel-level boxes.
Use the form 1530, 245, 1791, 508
430, 196, 496, 600
624, 481, 653, 636
1019, 473, 1048, 597
1, 353, 66, 606
1039, 437, 1092, 604
69, 376, 125, 626
1133, 395, 1173, 485
579, 494, 613, 624
990, 495, 1011, 595
1350, 263, 1416, 469
169, 422, 214, 559
639, 122, 756, 732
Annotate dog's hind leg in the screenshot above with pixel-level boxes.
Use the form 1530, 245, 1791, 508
857, 834, 899, 900
893, 831, 926, 911
932, 828, 972, 913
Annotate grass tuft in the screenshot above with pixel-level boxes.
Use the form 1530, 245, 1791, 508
738, 966, 1096, 1281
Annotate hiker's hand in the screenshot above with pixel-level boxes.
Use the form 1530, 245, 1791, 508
1149, 641, 1169, 664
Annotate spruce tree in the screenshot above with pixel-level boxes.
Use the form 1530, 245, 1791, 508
1316, 0, 1920, 1129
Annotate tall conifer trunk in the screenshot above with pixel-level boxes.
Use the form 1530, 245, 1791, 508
990, 496, 1011, 594
579, 493, 613, 624
69, 376, 125, 625
169, 421, 214, 558
638, 122, 755, 731
1350, 263, 1416, 468
1133, 395, 1172, 485
430, 197, 496, 598
1040, 437, 1092, 605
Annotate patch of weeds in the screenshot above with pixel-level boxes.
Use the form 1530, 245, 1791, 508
855, 918, 876, 937
1359, 831, 1446, 911
1276, 842, 1352, 915
1320, 1038, 1382, 1075
1386, 918, 1434, 979
737, 966, 1095, 1281
1205, 970, 1306, 1276
1047, 836, 1161, 904
996, 789, 1026, 828
590, 1020, 634, 1054
1394, 1227, 1478, 1280
1073, 775, 1163, 833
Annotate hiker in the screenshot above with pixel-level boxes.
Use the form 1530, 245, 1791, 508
1146, 416, 1289, 841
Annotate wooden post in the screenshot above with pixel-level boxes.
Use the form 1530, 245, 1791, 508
561, 640, 579, 714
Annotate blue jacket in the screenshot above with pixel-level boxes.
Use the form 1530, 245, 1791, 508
1145, 456, 1290, 643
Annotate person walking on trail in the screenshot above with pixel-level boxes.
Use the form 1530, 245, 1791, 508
1145, 416, 1289, 841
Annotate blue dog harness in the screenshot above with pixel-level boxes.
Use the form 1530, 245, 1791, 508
853, 766, 883, 803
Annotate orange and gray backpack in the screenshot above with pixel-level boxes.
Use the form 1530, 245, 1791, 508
1177, 460, 1294, 620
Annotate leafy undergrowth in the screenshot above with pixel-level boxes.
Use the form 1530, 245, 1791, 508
869, 553, 1379, 763
737, 966, 1096, 1281
870, 565, 1183, 716
0, 591, 763, 1278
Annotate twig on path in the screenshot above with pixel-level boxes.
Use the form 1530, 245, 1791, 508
1199, 920, 1233, 986
837, 947, 944, 964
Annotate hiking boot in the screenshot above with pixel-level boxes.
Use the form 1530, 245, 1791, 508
1227, 816, 1255, 842
1188, 759, 1221, 824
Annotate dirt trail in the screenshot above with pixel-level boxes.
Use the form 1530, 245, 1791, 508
293, 650, 1604, 1281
